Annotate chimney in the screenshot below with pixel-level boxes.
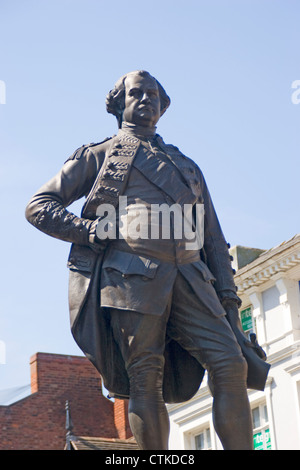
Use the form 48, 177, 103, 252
29, 352, 132, 440
29, 352, 102, 393
30, 352, 41, 393
229, 245, 265, 271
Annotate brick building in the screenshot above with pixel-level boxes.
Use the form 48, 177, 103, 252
0, 352, 134, 450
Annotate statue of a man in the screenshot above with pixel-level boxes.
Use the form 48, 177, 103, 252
26, 70, 269, 450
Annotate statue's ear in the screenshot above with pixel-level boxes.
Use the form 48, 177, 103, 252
156, 81, 171, 117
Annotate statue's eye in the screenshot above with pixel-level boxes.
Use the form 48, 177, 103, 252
148, 90, 158, 98
129, 89, 142, 98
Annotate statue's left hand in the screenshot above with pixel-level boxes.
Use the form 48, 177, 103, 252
222, 298, 267, 361
88, 218, 107, 253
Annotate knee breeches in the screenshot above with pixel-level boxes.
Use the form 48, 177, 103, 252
109, 272, 247, 398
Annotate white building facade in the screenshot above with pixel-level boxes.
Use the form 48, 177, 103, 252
167, 234, 300, 450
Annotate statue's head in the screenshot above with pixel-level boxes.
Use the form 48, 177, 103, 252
106, 70, 170, 128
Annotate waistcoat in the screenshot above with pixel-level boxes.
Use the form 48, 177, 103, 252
81, 130, 201, 221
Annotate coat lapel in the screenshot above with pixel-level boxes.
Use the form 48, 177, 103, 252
133, 145, 198, 207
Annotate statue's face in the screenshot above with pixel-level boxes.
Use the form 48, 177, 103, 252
122, 73, 161, 128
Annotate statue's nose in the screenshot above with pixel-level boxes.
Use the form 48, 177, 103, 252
141, 92, 151, 103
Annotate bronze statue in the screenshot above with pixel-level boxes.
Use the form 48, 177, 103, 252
26, 71, 270, 450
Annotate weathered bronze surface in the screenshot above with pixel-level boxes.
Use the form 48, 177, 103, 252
26, 71, 270, 450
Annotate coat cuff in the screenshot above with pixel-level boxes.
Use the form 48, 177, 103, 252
30, 200, 93, 246
218, 289, 242, 308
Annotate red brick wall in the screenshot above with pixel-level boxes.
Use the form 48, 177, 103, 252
114, 399, 132, 439
0, 352, 132, 450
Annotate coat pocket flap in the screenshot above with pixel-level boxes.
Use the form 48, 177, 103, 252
192, 260, 216, 282
67, 244, 97, 273
103, 249, 159, 279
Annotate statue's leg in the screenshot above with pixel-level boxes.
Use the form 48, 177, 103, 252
169, 273, 254, 450
207, 353, 253, 450
109, 308, 169, 450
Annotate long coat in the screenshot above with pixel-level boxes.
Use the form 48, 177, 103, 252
25, 131, 270, 401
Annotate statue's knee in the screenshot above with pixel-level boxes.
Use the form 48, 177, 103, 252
231, 355, 248, 380
222, 353, 248, 380
209, 354, 248, 394
127, 358, 165, 399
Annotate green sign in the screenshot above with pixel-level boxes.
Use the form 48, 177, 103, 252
265, 429, 271, 449
253, 432, 264, 450
253, 429, 271, 450
240, 307, 252, 332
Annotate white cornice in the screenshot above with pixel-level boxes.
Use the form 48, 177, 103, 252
234, 236, 300, 294
167, 383, 211, 413
265, 340, 300, 365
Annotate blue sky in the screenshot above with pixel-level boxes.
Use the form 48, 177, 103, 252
0, 0, 299, 390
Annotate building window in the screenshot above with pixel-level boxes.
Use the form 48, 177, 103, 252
240, 306, 254, 336
194, 427, 212, 450
252, 404, 271, 450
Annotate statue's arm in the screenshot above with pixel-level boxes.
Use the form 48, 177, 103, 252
25, 148, 101, 246
198, 169, 241, 308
